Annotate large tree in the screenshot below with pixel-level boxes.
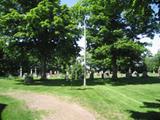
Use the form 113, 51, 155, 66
74, 0, 159, 79
0, 0, 80, 79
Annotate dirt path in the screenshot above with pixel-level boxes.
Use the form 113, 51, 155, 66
4, 91, 96, 120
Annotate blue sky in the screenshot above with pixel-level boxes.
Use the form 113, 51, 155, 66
61, 0, 78, 7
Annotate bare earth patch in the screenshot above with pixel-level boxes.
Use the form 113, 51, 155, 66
4, 91, 96, 120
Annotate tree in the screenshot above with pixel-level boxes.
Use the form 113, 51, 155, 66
145, 51, 160, 72
74, 0, 158, 79
0, 0, 80, 79
0, 37, 39, 76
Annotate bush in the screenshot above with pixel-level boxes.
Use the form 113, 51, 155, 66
66, 62, 84, 81
24, 75, 33, 85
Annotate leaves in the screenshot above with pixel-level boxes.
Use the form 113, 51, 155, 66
73, 0, 157, 75
0, 0, 80, 76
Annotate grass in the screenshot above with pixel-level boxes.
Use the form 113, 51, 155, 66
0, 95, 39, 120
0, 76, 160, 120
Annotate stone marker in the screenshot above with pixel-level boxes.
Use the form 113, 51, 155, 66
30, 69, 33, 75
65, 71, 69, 81
20, 66, 23, 77
49, 70, 53, 76
158, 66, 160, 78
34, 67, 37, 77
132, 71, 139, 77
126, 68, 132, 78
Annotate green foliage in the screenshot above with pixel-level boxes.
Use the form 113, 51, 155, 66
0, 40, 39, 76
145, 51, 160, 72
74, 0, 158, 78
114, 39, 146, 58
66, 61, 83, 80
124, 0, 159, 37
0, 0, 80, 77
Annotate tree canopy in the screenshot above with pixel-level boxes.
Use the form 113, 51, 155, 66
73, 0, 159, 79
0, 0, 159, 80
0, 0, 80, 78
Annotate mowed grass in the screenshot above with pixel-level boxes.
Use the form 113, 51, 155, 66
0, 76, 160, 120
0, 95, 39, 120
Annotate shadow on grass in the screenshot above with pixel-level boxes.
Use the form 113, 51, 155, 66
129, 111, 160, 120
0, 103, 7, 120
15, 76, 160, 87
129, 99, 160, 120
70, 87, 94, 91
16, 78, 105, 87
104, 77, 160, 86
142, 101, 160, 109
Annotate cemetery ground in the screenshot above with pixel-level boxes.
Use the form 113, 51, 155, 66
0, 75, 160, 120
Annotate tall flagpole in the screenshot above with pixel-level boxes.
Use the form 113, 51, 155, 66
83, 16, 86, 87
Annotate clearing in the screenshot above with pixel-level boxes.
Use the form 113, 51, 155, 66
0, 77, 160, 120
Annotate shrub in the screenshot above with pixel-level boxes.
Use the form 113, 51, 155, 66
66, 62, 84, 81
24, 74, 33, 85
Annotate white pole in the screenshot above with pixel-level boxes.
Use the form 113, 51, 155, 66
83, 17, 86, 87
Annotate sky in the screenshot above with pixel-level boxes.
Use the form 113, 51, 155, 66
61, 0, 160, 55
61, 0, 78, 7
141, 34, 160, 55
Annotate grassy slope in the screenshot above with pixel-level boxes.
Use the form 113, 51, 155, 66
0, 95, 39, 120
0, 77, 160, 120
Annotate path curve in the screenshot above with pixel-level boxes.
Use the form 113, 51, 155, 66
5, 91, 96, 120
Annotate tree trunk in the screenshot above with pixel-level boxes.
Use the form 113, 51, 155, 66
41, 56, 47, 79
142, 71, 148, 78
112, 55, 117, 79
89, 71, 94, 80
142, 63, 148, 78
101, 70, 105, 79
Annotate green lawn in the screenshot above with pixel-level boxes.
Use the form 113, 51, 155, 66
0, 95, 39, 120
0, 77, 160, 120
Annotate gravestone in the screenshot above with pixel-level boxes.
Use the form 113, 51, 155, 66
30, 69, 33, 75
132, 71, 139, 77
65, 71, 69, 81
23, 73, 27, 79
89, 71, 94, 80
49, 70, 53, 76
126, 68, 132, 78
105, 71, 110, 78
34, 67, 37, 77
19, 66, 23, 77
158, 66, 160, 78
46, 73, 50, 79
24, 73, 33, 85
